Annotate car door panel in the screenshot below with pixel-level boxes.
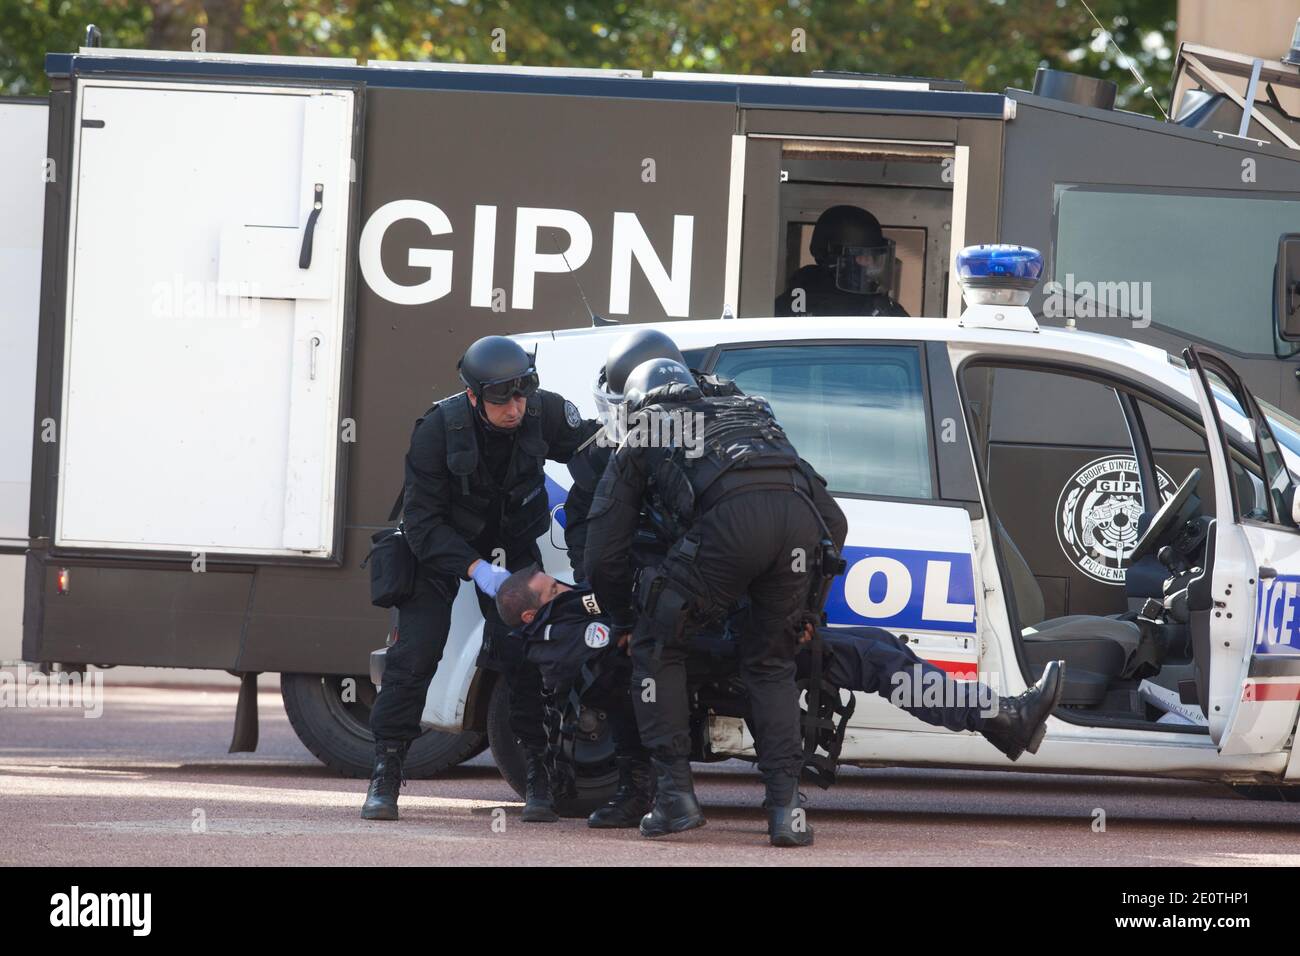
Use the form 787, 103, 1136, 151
1186, 345, 1300, 754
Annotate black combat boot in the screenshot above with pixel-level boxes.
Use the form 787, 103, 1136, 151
588, 756, 655, 829
521, 748, 559, 823
639, 756, 706, 838
980, 660, 1066, 761
360, 740, 408, 821
765, 772, 813, 847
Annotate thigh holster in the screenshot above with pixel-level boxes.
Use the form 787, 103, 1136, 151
636, 534, 709, 660
797, 631, 857, 790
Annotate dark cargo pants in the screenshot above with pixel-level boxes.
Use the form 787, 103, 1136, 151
631, 489, 822, 787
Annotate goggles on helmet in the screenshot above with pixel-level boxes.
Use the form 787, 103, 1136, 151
478, 370, 540, 405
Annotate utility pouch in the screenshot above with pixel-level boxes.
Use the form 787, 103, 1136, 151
363, 525, 417, 609
637, 534, 704, 659
501, 477, 550, 539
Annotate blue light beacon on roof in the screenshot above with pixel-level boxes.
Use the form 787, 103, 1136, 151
955, 244, 1043, 332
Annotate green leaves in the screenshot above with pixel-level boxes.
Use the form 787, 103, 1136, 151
1, 0, 1175, 117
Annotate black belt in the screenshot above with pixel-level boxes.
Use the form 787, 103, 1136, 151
697, 466, 813, 512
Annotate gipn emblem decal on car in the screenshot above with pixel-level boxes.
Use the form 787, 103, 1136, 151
1056, 456, 1172, 584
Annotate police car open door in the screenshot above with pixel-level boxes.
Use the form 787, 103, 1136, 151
1185, 345, 1300, 755
55, 78, 359, 558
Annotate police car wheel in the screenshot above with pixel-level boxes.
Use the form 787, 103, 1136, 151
1229, 783, 1300, 803
280, 672, 486, 779
485, 676, 620, 818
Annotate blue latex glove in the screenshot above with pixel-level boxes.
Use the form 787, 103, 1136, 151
470, 560, 511, 597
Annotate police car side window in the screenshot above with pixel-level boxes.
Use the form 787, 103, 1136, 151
1141, 396, 1274, 524
711, 344, 932, 499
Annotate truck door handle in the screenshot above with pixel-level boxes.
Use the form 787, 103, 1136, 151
309, 335, 321, 381
298, 183, 323, 269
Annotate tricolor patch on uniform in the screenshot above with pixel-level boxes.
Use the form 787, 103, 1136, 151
584, 622, 610, 649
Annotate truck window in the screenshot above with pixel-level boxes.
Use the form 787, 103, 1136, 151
712, 343, 932, 499
1054, 186, 1300, 355
771, 143, 955, 319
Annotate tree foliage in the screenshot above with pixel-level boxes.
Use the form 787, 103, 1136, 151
1, 1, 1176, 116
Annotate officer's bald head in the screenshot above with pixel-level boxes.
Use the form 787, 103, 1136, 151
495, 567, 570, 627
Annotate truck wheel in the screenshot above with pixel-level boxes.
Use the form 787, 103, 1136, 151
280, 673, 485, 779
486, 676, 619, 818
1229, 783, 1300, 803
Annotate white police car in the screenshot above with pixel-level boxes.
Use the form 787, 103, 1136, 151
413, 246, 1300, 804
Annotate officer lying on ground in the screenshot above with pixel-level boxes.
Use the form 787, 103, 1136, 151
582, 357, 852, 847
495, 568, 1065, 802
363, 335, 599, 823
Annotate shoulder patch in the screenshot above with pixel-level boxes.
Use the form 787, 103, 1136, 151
581, 592, 602, 616
564, 400, 581, 429
584, 622, 610, 649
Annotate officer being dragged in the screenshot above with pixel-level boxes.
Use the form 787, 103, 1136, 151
775, 204, 909, 318
583, 356, 850, 847
494, 567, 1065, 793
362, 335, 598, 823
561, 327, 747, 829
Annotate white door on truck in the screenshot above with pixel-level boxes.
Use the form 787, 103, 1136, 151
58, 80, 356, 557
0, 99, 48, 660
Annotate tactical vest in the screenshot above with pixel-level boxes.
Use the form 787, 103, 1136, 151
394, 391, 553, 547
447, 391, 553, 545
637, 386, 806, 535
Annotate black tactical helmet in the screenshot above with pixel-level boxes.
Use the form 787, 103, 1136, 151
808, 204, 895, 296
623, 358, 696, 410
602, 328, 687, 397
458, 335, 539, 404
809, 205, 886, 264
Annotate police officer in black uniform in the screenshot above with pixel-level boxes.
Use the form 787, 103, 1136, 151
567, 328, 742, 575
362, 335, 597, 822
775, 205, 909, 318
584, 357, 849, 847
564, 327, 691, 581
560, 328, 697, 828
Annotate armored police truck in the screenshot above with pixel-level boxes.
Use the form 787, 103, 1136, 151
16, 36, 1300, 800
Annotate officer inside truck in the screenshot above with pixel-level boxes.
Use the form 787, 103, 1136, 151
362, 335, 598, 823
775, 204, 909, 318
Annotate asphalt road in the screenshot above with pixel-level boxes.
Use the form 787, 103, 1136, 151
3, 682, 1300, 867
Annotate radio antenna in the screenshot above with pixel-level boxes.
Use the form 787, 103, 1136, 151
1075, 0, 1169, 120
549, 228, 617, 327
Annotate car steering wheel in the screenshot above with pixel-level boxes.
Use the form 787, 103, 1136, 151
1129, 467, 1201, 564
